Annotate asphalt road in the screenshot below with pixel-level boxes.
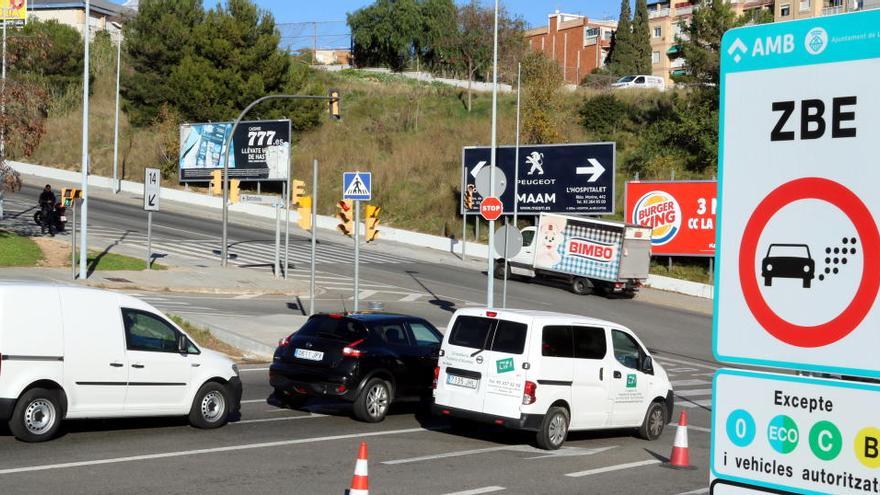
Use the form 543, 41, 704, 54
1, 178, 717, 494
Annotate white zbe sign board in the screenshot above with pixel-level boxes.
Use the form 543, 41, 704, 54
714, 10, 880, 378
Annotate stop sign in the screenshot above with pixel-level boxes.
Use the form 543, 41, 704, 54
480, 196, 503, 221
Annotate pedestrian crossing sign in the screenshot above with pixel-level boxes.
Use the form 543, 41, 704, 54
343, 172, 372, 201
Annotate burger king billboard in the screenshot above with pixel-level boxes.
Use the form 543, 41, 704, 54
625, 180, 717, 256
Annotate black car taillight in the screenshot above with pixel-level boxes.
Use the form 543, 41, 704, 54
278, 335, 291, 348
343, 338, 365, 358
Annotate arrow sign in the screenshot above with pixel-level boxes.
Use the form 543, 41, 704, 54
576, 158, 606, 183
144, 168, 160, 211
147, 195, 157, 207
470, 161, 487, 178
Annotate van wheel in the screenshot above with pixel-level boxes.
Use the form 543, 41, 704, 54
9, 388, 62, 442
189, 382, 231, 429
536, 407, 569, 450
353, 378, 391, 423
571, 277, 592, 295
638, 402, 666, 440
494, 260, 511, 280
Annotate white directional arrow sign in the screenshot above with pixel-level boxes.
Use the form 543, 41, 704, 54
576, 158, 606, 183
144, 168, 160, 212
470, 160, 487, 178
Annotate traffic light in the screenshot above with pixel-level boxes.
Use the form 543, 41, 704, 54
329, 89, 341, 120
210, 170, 222, 196
61, 188, 81, 207
291, 179, 306, 207
336, 200, 353, 237
365, 204, 381, 242
297, 195, 313, 231
464, 184, 475, 209
229, 179, 240, 204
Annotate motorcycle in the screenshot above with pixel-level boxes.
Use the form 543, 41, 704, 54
33, 202, 67, 233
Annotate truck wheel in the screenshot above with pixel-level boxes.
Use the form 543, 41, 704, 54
9, 388, 63, 442
570, 277, 592, 295
764, 276, 772, 287
353, 378, 391, 423
536, 406, 569, 450
638, 401, 666, 440
803, 278, 811, 289
189, 382, 231, 429
493, 260, 511, 280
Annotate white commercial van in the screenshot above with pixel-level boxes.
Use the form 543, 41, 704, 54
432, 308, 673, 450
0, 284, 242, 442
611, 75, 666, 91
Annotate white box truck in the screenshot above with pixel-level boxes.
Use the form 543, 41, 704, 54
497, 213, 652, 297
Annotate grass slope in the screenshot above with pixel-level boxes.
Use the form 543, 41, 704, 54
0, 231, 44, 267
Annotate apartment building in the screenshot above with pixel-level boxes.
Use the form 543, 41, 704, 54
774, 0, 880, 20
525, 11, 617, 85
647, 0, 773, 84
30, 0, 133, 42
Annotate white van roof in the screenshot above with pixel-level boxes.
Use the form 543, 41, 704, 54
453, 307, 624, 329
0, 283, 160, 313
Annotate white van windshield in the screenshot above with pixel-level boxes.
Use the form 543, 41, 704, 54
448, 316, 527, 355
616, 76, 636, 83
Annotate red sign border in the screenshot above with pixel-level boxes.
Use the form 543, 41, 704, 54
738, 177, 880, 348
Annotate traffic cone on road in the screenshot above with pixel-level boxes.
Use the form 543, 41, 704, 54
662, 410, 697, 470
347, 441, 369, 495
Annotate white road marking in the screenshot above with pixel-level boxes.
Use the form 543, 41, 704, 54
669, 367, 699, 373
383, 445, 613, 465
398, 293, 425, 302
235, 413, 327, 424
0, 427, 430, 475
442, 487, 506, 495
675, 488, 709, 495
654, 356, 721, 371
687, 425, 712, 433
240, 399, 266, 404
674, 388, 713, 398
239, 367, 269, 372
671, 379, 711, 387
565, 459, 661, 478
232, 294, 260, 300
353, 290, 377, 300
675, 399, 713, 408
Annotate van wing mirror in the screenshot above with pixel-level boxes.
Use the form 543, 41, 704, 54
177, 334, 188, 354
641, 356, 654, 374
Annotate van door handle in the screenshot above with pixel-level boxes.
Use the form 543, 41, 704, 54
109, 362, 124, 368
599, 368, 603, 381
131, 364, 145, 369
613, 371, 622, 379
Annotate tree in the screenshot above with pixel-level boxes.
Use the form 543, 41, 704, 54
673, 0, 740, 88
348, 0, 424, 71
419, 0, 457, 70
10, 19, 83, 95
632, 0, 653, 74
578, 93, 631, 140
521, 52, 563, 144
606, 0, 637, 75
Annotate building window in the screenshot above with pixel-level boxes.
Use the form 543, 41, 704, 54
652, 51, 661, 64
602, 29, 613, 41
781, 3, 791, 15
584, 27, 599, 45
653, 26, 662, 38
800, 0, 811, 10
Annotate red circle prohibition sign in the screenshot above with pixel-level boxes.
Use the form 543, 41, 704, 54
739, 177, 880, 348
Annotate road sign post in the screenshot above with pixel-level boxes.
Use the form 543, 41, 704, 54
343, 171, 371, 312
712, 11, 880, 494
144, 168, 160, 270
310, 159, 318, 316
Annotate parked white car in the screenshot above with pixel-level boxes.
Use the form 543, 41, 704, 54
0, 284, 242, 442
432, 308, 673, 450
611, 75, 666, 91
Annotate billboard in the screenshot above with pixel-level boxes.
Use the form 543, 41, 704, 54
625, 180, 716, 257
178, 120, 291, 182
1, 0, 26, 26
461, 143, 615, 215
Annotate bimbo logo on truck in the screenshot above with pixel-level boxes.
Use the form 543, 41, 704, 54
566, 238, 616, 263
632, 191, 682, 246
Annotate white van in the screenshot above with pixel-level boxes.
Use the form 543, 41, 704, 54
611, 75, 666, 91
0, 284, 242, 442
432, 308, 673, 450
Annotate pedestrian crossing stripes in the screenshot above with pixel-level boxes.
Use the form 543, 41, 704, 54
655, 356, 717, 411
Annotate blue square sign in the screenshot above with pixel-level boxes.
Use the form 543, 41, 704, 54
343, 172, 371, 201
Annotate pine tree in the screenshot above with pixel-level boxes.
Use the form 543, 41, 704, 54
606, 0, 636, 75
632, 0, 653, 74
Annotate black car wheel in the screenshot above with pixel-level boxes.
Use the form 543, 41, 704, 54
189, 382, 231, 429
764, 276, 772, 287
353, 378, 391, 423
638, 402, 666, 441
571, 277, 592, 295
9, 388, 63, 442
536, 406, 569, 450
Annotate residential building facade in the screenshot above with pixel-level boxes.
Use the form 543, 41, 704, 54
29, 0, 133, 42
525, 11, 617, 85
774, 0, 880, 20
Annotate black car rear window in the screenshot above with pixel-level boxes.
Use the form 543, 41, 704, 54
448, 316, 527, 355
448, 316, 493, 349
295, 316, 366, 341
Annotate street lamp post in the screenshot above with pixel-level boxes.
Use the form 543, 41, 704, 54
486, 0, 499, 308
79, 0, 91, 280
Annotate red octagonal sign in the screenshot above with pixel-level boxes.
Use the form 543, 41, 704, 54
480, 196, 503, 221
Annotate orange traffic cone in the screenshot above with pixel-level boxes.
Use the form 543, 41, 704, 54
662, 410, 697, 470
347, 441, 369, 495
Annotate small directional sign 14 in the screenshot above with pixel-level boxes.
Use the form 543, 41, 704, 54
144, 168, 160, 212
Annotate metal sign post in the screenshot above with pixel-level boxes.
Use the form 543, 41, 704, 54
143, 168, 160, 270
79, 0, 90, 281
503, 62, 523, 309
353, 200, 360, 312
309, 159, 318, 315
71, 200, 77, 280
342, 171, 371, 313
274, 202, 281, 279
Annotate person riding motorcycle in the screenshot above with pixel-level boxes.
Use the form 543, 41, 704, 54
38, 184, 57, 236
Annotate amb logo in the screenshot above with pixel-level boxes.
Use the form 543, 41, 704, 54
632, 191, 681, 246
566, 238, 616, 263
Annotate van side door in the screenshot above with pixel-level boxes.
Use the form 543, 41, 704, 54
61, 290, 128, 416
480, 319, 529, 418
569, 326, 611, 429
609, 329, 653, 427
534, 325, 574, 416
121, 308, 192, 413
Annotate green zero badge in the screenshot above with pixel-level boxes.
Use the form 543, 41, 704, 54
496, 358, 515, 374
627, 374, 637, 388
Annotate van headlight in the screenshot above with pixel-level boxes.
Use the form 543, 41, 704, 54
232, 364, 240, 377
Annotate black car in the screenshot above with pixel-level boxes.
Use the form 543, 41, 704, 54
762, 243, 815, 288
269, 313, 443, 422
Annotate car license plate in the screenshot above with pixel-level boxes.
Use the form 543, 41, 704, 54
294, 348, 324, 361
60, 216, 67, 222
446, 374, 478, 389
